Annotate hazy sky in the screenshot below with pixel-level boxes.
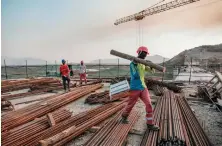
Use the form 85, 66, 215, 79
2, 0, 222, 63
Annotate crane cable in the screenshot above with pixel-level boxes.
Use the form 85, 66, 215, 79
136, 0, 165, 47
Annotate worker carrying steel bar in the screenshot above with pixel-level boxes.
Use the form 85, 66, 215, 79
60, 59, 70, 92
79, 60, 87, 85
121, 46, 165, 131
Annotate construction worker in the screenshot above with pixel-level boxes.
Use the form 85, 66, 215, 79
121, 46, 164, 131
60, 59, 70, 91
79, 60, 87, 85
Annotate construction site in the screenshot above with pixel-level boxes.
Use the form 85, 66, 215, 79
1, 0, 222, 146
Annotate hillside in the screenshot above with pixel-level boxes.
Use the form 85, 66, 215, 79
165, 44, 222, 66
91, 55, 169, 64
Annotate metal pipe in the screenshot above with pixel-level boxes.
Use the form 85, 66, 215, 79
110, 49, 165, 72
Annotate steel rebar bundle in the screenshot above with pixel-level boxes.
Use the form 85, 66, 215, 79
1, 78, 61, 93
52, 102, 126, 146
2, 109, 72, 146
145, 79, 181, 93
1, 84, 103, 132
84, 110, 138, 146
152, 85, 164, 96
77, 79, 103, 87
1, 78, 48, 86
140, 90, 212, 146
176, 95, 212, 146
2, 86, 63, 100
85, 90, 129, 104
9, 101, 125, 146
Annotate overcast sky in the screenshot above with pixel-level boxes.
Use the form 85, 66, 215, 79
2, 0, 222, 63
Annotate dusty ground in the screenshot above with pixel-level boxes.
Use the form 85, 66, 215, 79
3, 82, 222, 146
183, 87, 222, 146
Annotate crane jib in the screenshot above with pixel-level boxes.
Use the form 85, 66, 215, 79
114, 0, 200, 25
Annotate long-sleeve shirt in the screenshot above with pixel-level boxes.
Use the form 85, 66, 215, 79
79, 65, 86, 74
60, 64, 70, 77
130, 62, 155, 90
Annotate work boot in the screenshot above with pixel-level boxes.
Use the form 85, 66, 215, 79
121, 116, 129, 124
147, 124, 159, 131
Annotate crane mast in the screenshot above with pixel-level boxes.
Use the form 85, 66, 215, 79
114, 0, 200, 25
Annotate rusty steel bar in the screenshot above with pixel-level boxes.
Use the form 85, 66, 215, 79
84, 111, 123, 146
85, 110, 138, 146
85, 90, 129, 104
178, 96, 212, 146
2, 84, 103, 132
2, 109, 72, 146
11, 102, 125, 146
52, 103, 126, 146
113, 111, 139, 146
2, 78, 60, 93
140, 90, 212, 146
150, 95, 163, 146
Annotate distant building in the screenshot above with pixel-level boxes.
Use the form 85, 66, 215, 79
208, 64, 222, 73
184, 59, 200, 66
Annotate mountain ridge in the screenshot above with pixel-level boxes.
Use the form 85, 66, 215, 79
165, 43, 222, 66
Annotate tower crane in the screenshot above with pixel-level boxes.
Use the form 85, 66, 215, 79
114, 0, 200, 25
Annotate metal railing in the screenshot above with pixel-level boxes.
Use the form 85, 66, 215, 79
1, 59, 222, 82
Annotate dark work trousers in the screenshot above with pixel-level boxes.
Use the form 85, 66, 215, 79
62, 76, 70, 91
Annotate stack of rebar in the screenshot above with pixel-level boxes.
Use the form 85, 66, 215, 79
2, 109, 72, 146
152, 85, 164, 96
145, 79, 182, 93
140, 90, 212, 146
1, 78, 70, 99
5, 101, 126, 146
1, 78, 61, 93
176, 94, 212, 146
39, 102, 126, 146
1, 84, 103, 132
84, 110, 138, 146
78, 79, 103, 86
85, 90, 129, 104
85, 90, 109, 104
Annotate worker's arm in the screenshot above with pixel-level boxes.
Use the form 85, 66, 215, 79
145, 66, 155, 74
130, 63, 140, 79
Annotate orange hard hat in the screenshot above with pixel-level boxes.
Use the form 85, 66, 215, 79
137, 46, 149, 54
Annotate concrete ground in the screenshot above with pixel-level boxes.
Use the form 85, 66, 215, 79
2, 83, 222, 146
